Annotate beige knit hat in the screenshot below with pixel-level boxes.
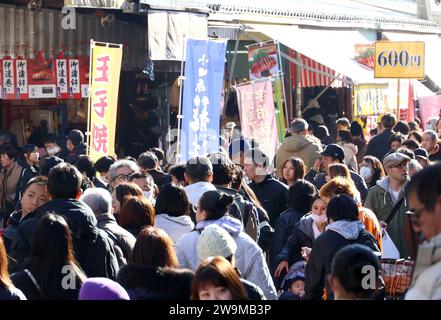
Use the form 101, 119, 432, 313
198, 224, 238, 261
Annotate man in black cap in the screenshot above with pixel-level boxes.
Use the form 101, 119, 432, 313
66, 129, 87, 164
305, 144, 368, 201
414, 148, 430, 168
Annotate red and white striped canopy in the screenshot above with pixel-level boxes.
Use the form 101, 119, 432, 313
290, 50, 347, 88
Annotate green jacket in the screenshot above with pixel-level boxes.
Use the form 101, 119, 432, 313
364, 177, 410, 259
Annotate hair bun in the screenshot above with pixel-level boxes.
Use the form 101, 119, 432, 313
218, 193, 234, 208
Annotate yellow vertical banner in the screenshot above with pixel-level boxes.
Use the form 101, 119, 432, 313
87, 40, 123, 162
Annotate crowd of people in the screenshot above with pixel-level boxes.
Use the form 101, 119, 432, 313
0, 112, 441, 300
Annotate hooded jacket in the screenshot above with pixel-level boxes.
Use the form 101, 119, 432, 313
405, 233, 441, 300
175, 215, 278, 300
154, 214, 195, 244
276, 215, 317, 266
275, 134, 323, 176
337, 141, 358, 172
270, 208, 306, 274
184, 182, 217, 207
304, 220, 380, 300
7, 199, 119, 279
364, 176, 414, 259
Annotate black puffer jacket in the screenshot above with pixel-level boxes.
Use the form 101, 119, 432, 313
276, 215, 316, 266
248, 175, 288, 227
304, 221, 380, 300
6, 199, 119, 279
270, 208, 306, 274
117, 265, 194, 300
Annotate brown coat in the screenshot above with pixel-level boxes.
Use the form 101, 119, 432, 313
275, 134, 323, 178
0, 161, 23, 211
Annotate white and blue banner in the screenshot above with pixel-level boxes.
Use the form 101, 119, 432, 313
180, 38, 227, 162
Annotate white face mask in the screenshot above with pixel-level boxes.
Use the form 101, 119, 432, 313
143, 191, 154, 200
311, 213, 327, 224
360, 166, 373, 181
47, 147, 59, 156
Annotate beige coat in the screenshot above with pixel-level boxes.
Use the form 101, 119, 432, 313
0, 161, 23, 210
275, 134, 323, 177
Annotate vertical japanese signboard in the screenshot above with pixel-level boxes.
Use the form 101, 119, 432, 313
87, 40, 123, 162
69, 59, 81, 99
235, 80, 279, 163
2, 59, 16, 99
56, 59, 68, 99
16, 60, 28, 99
180, 39, 227, 162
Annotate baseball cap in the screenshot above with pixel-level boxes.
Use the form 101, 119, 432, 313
414, 148, 429, 161
383, 152, 410, 169
321, 144, 345, 162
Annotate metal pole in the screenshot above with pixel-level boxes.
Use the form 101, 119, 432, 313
86, 39, 94, 156
276, 41, 289, 128
295, 52, 302, 118
223, 27, 243, 117
396, 78, 401, 121
176, 37, 187, 164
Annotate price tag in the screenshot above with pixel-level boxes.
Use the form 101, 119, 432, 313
374, 41, 424, 79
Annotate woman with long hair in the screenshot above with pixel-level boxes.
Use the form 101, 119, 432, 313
280, 157, 306, 187
191, 256, 248, 300
11, 213, 86, 299
0, 237, 26, 300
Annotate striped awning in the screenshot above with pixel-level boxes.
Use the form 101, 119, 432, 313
290, 50, 346, 88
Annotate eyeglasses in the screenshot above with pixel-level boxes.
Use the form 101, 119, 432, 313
116, 173, 132, 181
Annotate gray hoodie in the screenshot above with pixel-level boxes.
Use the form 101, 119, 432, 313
326, 220, 365, 240
154, 214, 195, 244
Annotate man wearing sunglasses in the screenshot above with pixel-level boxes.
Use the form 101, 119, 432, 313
405, 163, 441, 300
365, 152, 416, 259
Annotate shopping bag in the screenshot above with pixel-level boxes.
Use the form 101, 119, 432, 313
381, 229, 400, 259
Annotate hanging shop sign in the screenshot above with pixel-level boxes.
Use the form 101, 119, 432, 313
248, 42, 279, 81
27, 58, 56, 98
56, 59, 69, 99
180, 38, 227, 162
235, 79, 280, 164
68, 59, 81, 99
354, 84, 390, 117
374, 41, 425, 79
2, 59, 16, 99
0, 57, 89, 100
87, 40, 123, 162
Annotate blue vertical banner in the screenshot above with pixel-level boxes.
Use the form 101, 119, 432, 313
180, 39, 227, 162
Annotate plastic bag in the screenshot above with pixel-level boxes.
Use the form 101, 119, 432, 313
381, 229, 400, 259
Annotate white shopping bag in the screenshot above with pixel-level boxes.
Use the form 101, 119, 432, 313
381, 229, 400, 259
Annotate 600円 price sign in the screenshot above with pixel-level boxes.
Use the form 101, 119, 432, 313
374, 41, 424, 79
